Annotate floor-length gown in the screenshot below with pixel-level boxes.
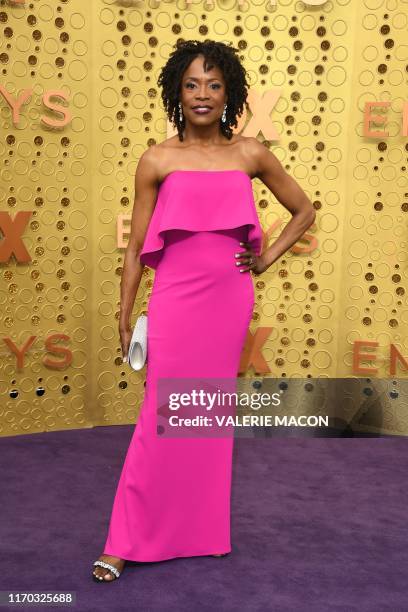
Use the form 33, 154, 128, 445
103, 169, 263, 562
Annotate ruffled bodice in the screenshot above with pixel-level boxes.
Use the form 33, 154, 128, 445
139, 170, 263, 270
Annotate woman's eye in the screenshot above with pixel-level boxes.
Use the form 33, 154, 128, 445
185, 82, 221, 89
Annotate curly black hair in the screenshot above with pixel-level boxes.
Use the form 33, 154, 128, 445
157, 39, 250, 142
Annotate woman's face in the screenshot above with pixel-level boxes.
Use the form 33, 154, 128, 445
179, 54, 228, 127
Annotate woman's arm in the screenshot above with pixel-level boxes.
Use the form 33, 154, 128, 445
119, 148, 160, 356
249, 138, 316, 270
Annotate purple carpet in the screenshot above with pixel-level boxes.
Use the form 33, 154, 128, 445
1, 426, 407, 611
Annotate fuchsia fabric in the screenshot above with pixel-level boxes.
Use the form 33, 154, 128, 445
103, 170, 263, 561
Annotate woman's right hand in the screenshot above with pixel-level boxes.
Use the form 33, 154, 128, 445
119, 322, 132, 362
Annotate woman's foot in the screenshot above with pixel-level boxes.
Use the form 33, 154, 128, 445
92, 554, 125, 581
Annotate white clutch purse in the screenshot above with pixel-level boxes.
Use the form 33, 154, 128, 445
127, 314, 148, 371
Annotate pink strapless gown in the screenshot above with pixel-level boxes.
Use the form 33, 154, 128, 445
102, 170, 263, 562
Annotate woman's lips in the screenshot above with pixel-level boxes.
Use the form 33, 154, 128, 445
192, 107, 212, 114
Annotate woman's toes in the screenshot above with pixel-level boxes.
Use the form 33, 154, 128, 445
93, 569, 104, 580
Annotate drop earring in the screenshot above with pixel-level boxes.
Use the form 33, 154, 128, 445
178, 101, 184, 122
221, 103, 227, 123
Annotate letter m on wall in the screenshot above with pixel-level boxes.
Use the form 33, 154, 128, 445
0, 211, 32, 263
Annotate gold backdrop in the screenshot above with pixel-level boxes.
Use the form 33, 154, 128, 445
1, 0, 407, 437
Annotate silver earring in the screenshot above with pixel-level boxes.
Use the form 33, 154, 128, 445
221, 103, 227, 123
178, 101, 183, 122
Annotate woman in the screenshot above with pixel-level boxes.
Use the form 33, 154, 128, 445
92, 39, 315, 582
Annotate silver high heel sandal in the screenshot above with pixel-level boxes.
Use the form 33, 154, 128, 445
92, 560, 122, 582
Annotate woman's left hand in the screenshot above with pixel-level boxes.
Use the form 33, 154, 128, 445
235, 241, 269, 275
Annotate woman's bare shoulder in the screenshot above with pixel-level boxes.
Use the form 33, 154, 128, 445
137, 139, 179, 182
234, 136, 266, 177
156, 135, 184, 151
151, 136, 184, 167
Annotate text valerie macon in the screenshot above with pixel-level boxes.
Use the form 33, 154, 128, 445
164, 389, 329, 428
167, 415, 330, 428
